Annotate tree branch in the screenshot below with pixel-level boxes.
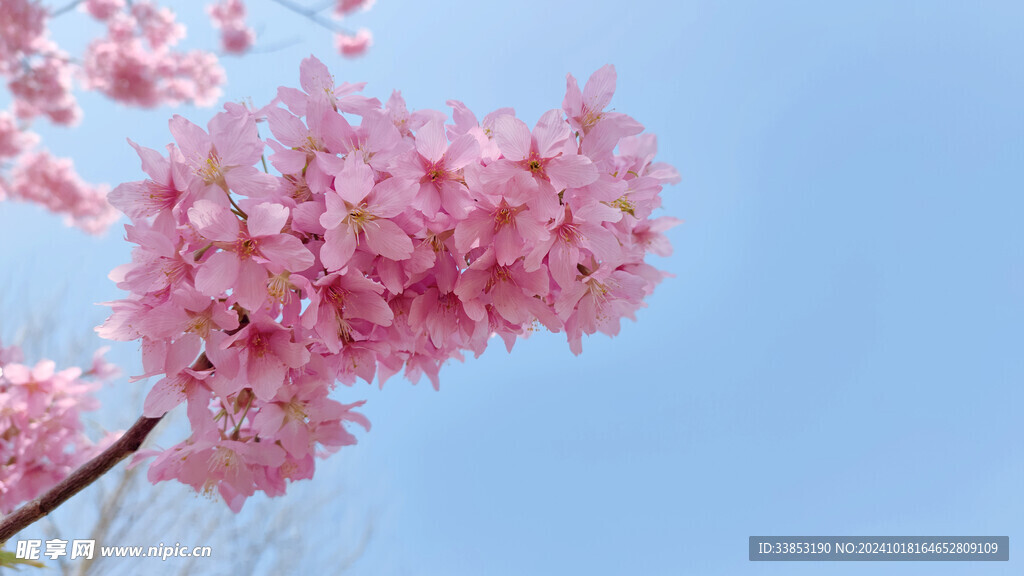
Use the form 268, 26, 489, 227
267, 0, 354, 36
49, 0, 84, 19
0, 415, 163, 544
0, 353, 212, 545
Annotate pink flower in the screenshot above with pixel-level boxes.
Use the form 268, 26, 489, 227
83, 0, 125, 20
9, 53, 81, 125
319, 158, 415, 269
82, 6, 225, 109
335, 0, 375, 17
335, 29, 372, 58
208, 0, 255, 54
300, 272, 394, 354
454, 248, 557, 327
563, 64, 616, 135
389, 120, 480, 219
524, 204, 622, 288
0, 0, 46, 75
0, 111, 38, 158
278, 55, 378, 117
454, 173, 549, 266
170, 105, 268, 193
189, 200, 314, 311
219, 319, 310, 401
484, 109, 599, 194
555, 259, 649, 355
0, 345, 119, 513
101, 59, 678, 511
108, 139, 188, 221
8, 151, 119, 234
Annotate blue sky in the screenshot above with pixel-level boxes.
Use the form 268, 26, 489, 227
2, 1, 1022, 574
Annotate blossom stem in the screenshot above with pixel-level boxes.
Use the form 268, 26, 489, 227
193, 241, 215, 261
0, 415, 162, 544
0, 354, 212, 544
230, 393, 254, 440
227, 193, 248, 219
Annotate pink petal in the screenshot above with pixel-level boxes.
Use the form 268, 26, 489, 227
546, 155, 598, 191
334, 159, 375, 205
562, 73, 583, 117
444, 133, 481, 170
266, 107, 309, 148
299, 56, 332, 98
320, 228, 357, 271
166, 334, 202, 375
189, 199, 239, 241
532, 109, 571, 158
269, 146, 308, 175
258, 234, 314, 271
320, 191, 349, 230
480, 159, 523, 188
415, 121, 448, 163
493, 225, 520, 266
583, 64, 617, 113
143, 375, 187, 417
549, 240, 579, 288
491, 282, 528, 324
370, 177, 416, 218
363, 218, 413, 260
581, 113, 644, 159
247, 354, 286, 401
248, 202, 289, 237
169, 115, 210, 160
453, 211, 494, 254
270, 335, 311, 368
195, 251, 240, 297
233, 259, 269, 311
129, 139, 171, 182
225, 166, 278, 198
491, 115, 531, 161
439, 181, 474, 219
347, 292, 394, 326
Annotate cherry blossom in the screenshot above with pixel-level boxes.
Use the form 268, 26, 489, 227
100, 56, 678, 510
0, 0, 378, 235
0, 342, 120, 514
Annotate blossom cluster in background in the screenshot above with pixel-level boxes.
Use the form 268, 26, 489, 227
100, 56, 679, 510
207, 0, 257, 55
0, 0, 376, 235
0, 342, 120, 513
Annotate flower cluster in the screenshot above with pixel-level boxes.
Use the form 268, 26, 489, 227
6, 151, 119, 234
0, 0, 375, 235
0, 343, 120, 514
207, 0, 256, 55
101, 56, 678, 510
82, 1, 225, 108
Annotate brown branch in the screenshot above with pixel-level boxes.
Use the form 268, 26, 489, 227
0, 415, 163, 544
0, 353, 212, 545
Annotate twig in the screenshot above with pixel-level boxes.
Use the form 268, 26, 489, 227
267, 0, 354, 36
49, 0, 84, 18
74, 464, 139, 576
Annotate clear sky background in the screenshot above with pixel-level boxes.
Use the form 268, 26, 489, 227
2, 1, 1022, 574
